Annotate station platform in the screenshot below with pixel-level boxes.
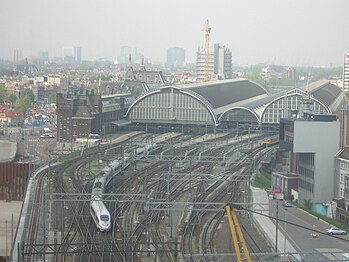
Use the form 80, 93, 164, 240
252, 187, 299, 255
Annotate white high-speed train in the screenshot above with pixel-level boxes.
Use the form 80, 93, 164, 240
90, 143, 157, 232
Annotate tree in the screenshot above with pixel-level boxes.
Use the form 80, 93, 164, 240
14, 96, 32, 114
244, 73, 265, 87
0, 68, 12, 76
49, 92, 56, 104
7, 93, 17, 104
304, 199, 313, 210
91, 82, 99, 95
22, 89, 35, 102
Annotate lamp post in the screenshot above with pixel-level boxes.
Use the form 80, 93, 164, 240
275, 199, 279, 253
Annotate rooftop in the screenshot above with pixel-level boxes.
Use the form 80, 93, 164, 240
179, 78, 267, 109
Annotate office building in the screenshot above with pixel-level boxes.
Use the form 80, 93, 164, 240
13, 49, 22, 64
196, 43, 232, 82
166, 47, 185, 68
38, 51, 49, 61
343, 53, 349, 92
74, 47, 82, 63
118, 46, 142, 65
195, 47, 215, 82
279, 111, 339, 213
286, 67, 296, 81
62, 46, 82, 63
214, 44, 232, 79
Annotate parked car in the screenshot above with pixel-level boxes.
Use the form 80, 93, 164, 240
40, 133, 54, 139
282, 201, 292, 207
326, 227, 347, 235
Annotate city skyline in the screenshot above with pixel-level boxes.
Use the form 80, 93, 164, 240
1, 0, 349, 66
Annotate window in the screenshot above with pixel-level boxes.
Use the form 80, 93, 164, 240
100, 215, 109, 221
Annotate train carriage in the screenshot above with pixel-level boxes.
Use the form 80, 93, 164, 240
89, 143, 158, 232
90, 200, 111, 232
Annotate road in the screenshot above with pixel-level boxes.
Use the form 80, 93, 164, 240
270, 200, 349, 260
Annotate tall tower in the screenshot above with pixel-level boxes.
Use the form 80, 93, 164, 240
13, 49, 22, 64
343, 53, 349, 92
214, 44, 232, 80
203, 20, 211, 82
62, 46, 82, 63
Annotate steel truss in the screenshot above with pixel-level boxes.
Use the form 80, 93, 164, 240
153, 172, 250, 182
47, 193, 147, 202
131, 153, 226, 163
46, 193, 267, 212
145, 201, 268, 212
26, 245, 347, 261
22, 241, 179, 256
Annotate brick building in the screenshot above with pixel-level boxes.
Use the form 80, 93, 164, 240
56, 89, 102, 142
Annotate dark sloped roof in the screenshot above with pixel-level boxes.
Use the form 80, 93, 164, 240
122, 80, 149, 98
310, 82, 342, 107
71, 94, 101, 119
100, 81, 122, 96
300, 80, 343, 108
333, 96, 348, 111
73, 105, 92, 118
183, 79, 267, 109
242, 91, 284, 110
135, 70, 167, 87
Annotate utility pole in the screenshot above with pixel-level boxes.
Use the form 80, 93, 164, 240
284, 208, 287, 254
275, 200, 279, 253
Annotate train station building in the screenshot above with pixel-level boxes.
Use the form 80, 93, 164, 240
123, 78, 346, 131
56, 76, 347, 140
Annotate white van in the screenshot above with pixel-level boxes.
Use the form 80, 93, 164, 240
43, 128, 52, 133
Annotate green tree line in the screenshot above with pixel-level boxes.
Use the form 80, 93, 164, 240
0, 83, 35, 114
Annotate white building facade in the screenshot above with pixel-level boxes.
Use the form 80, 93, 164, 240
279, 113, 340, 213
343, 53, 349, 92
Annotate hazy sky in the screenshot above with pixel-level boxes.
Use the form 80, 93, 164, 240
1, 0, 349, 66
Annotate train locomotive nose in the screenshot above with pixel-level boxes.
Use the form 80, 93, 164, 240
99, 223, 110, 231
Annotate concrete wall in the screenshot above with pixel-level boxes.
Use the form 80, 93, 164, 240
0, 141, 16, 163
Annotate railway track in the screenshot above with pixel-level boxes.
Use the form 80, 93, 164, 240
21, 131, 276, 261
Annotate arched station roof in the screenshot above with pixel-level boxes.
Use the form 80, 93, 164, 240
300, 80, 346, 111
180, 78, 268, 109
125, 86, 218, 126
124, 78, 346, 127
218, 80, 346, 125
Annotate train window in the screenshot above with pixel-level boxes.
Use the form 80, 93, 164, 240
100, 215, 109, 221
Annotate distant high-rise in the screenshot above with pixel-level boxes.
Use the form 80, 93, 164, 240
166, 47, 185, 68
13, 49, 22, 64
196, 43, 232, 82
118, 46, 142, 65
62, 46, 82, 63
74, 47, 82, 63
38, 51, 49, 61
286, 67, 296, 79
196, 47, 214, 82
343, 53, 349, 92
214, 44, 232, 80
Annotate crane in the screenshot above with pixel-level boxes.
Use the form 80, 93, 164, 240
202, 19, 211, 82
225, 204, 251, 262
